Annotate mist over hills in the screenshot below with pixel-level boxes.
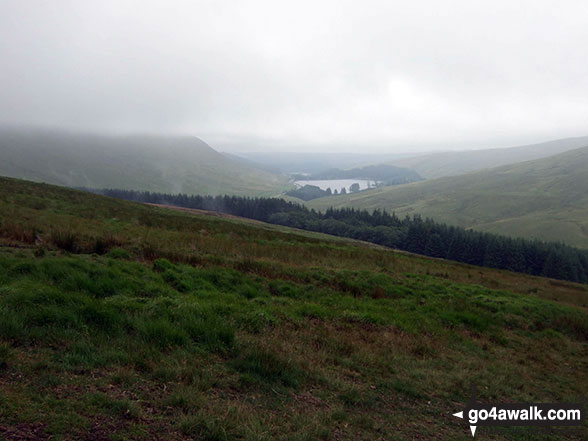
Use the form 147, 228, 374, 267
234, 151, 416, 175
309, 145, 588, 248
4, 126, 588, 248
390, 136, 588, 179
0, 127, 289, 196
232, 135, 588, 181
308, 164, 422, 183
3, 1, 588, 439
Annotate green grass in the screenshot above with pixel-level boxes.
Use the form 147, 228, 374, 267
0, 176, 587, 440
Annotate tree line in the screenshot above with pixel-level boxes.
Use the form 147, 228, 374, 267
88, 188, 588, 284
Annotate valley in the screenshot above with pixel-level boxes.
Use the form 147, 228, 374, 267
308, 145, 588, 248
2, 3, 588, 439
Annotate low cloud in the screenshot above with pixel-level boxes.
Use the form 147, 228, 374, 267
1, 0, 587, 152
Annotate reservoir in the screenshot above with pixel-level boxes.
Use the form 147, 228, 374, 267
293, 179, 377, 193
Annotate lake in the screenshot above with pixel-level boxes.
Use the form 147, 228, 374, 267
293, 179, 377, 193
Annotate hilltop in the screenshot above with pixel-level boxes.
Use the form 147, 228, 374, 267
309, 146, 588, 248
0, 176, 587, 440
0, 127, 290, 196
389, 135, 588, 179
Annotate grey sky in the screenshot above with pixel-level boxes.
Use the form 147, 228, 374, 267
1, 0, 587, 153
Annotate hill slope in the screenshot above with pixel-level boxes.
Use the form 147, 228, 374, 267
234, 151, 416, 175
0, 127, 289, 196
0, 176, 587, 440
309, 146, 588, 248
307, 164, 423, 184
390, 136, 588, 179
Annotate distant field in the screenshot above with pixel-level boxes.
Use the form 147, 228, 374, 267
309, 146, 588, 248
0, 176, 587, 440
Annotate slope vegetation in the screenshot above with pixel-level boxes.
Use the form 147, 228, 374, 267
391, 135, 588, 179
309, 146, 588, 248
0, 127, 289, 196
0, 176, 587, 440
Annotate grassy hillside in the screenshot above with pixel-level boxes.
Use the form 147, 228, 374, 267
309, 146, 588, 248
390, 136, 588, 179
0, 127, 290, 196
0, 176, 587, 440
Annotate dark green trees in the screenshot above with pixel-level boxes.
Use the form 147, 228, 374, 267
88, 188, 588, 284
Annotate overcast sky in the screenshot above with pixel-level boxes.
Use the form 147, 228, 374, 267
1, 0, 587, 153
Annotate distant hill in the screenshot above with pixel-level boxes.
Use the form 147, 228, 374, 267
309, 164, 422, 185
0, 127, 290, 196
390, 136, 588, 179
235, 151, 416, 175
221, 152, 283, 174
309, 145, 588, 248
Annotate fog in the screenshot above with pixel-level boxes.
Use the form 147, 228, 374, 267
1, 0, 587, 153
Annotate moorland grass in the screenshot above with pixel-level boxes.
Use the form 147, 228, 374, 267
0, 176, 587, 439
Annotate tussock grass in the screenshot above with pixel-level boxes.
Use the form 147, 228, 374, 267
233, 345, 308, 389
0, 176, 587, 440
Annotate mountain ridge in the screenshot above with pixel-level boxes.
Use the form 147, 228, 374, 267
389, 135, 588, 179
0, 127, 290, 196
